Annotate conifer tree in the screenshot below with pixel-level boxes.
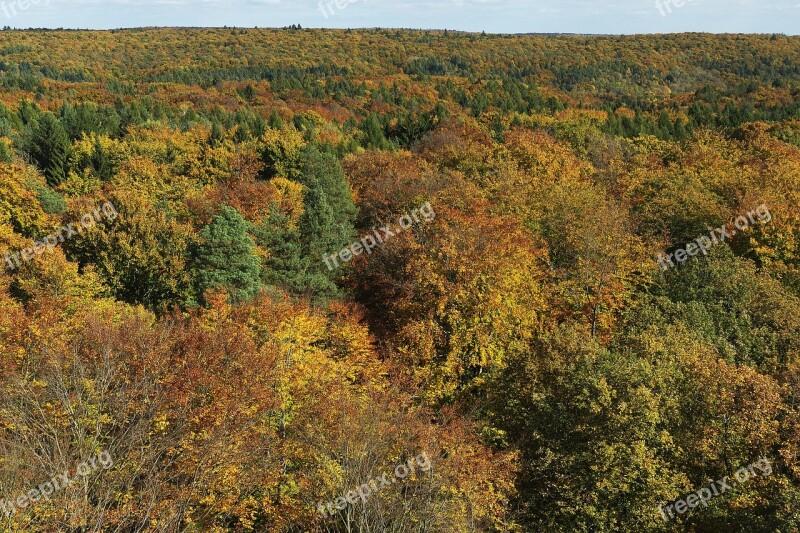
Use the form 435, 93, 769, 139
252, 205, 313, 294
296, 146, 357, 271
193, 206, 262, 303
268, 109, 283, 130
25, 112, 71, 186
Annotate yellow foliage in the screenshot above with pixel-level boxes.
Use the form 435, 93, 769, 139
268, 176, 305, 228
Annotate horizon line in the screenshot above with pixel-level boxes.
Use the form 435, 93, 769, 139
0, 26, 797, 37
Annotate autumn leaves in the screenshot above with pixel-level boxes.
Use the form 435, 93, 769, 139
317, 452, 432, 518
2, 201, 118, 273
656, 204, 772, 271
1, 451, 113, 519
0, 27, 799, 532
659, 457, 773, 521
322, 202, 436, 271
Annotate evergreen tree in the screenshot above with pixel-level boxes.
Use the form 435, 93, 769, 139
240, 84, 257, 103
0, 139, 12, 163
32, 184, 67, 215
673, 117, 688, 139
268, 109, 283, 130
90, 137, 114, 181
658, 110, 674, 139
59, 101, 102, 140
234, 124, 251, 143
252, 205, 318, 294
193, 206, 261, 303
258, 145, 357, 299
209, 122, 225, 146
17, 98, 39, 126
360, 113, 390, 149
25, 112, 71, 186
296, 145, 356, 263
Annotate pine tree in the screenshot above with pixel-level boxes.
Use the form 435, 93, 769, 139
251, 145, 355, 299
209, 122, 225, 146
33, 184, 67, 215
252, 205, 318, 294
297, 146, 356, 259
17, 98, 39, 126
90, 137, 114, 181
25, 112, 71, 187
193, 206, 261, 303
658, 110, 674, 139
240, 84, 256, 103
267, 109, 283, 130
360, 113, 390, 149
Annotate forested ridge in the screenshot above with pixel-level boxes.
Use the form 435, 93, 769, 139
0, 28, 799, 532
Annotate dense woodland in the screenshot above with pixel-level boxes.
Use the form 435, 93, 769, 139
0, 28, 799, 531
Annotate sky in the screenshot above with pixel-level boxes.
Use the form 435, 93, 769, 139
0, 0, 797, 34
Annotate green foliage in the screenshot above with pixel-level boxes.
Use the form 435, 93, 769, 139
32, 184, 67, 215
645, 245, 800, 372
296, 146, 355, 266
238, 83, 256, 102
89, 136, 115, 181
23, 112, 72, 187
0, 139, 13, 163
193, 205, 262, 303
17, 99, 40, 126
252, 205, 315, 294
63, 193, 195, 312
359, 113, 391, 150
256, 145, 358, 300
267, 109, 283, 130
487, 325, 686, 531
209, 122, 225, 146
59, 101, 121, 140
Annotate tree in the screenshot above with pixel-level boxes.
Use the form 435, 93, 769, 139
240, 84, 257, 103
268, 109, 283, 130
24, 112, 71, 186
359, 113, 391, 150
65, 190, 195, 312
193, 205, 261, 303
0, 139, 13, 163
0, 162, 50, 239
486, 325, 689, 531
32, 184, 66, 215
258, 127, 305, 180
252, 205, 312, 294
292, 146, 356, 298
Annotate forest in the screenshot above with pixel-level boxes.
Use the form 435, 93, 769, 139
0, 28, 799, 531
